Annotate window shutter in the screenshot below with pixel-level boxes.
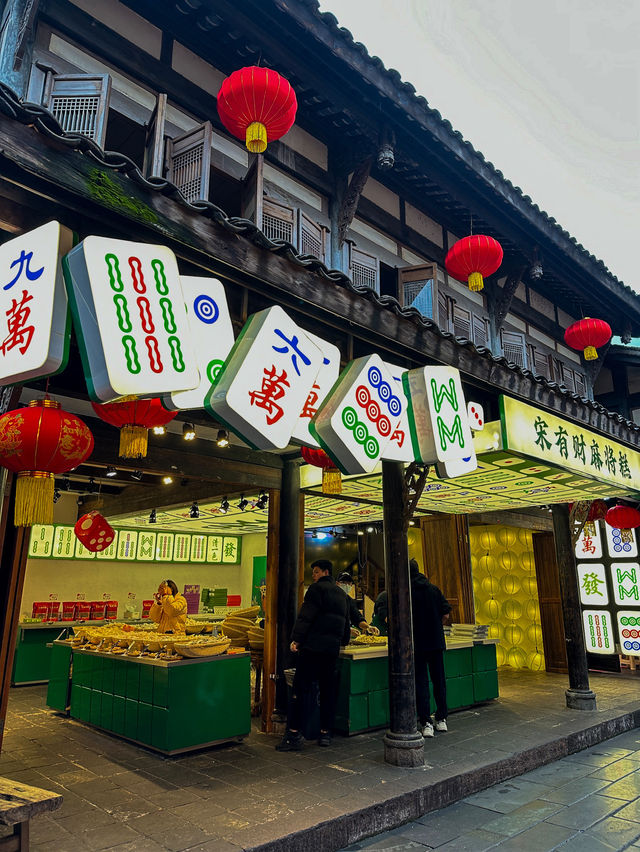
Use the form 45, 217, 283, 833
452, 304, 471, 339
438, 292, 451, 331
43, 73, 111, 147
531, 347, 552, 380
501, 330, 528, 368
143, 93, 167, 179
472, 313, 489, 348
560, 362, 576, 392
166, 121, 213, 203
575, 372, 586, 396
299, 212, 326, 262
262, 198, 296, 244
349, 246, 379, 292
397, 263, 437, 319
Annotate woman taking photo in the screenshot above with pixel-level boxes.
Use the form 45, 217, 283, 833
149, 580, 187, 633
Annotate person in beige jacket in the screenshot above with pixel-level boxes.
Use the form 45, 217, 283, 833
149, 579, 187, 633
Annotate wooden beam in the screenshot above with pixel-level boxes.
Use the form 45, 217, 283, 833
469, 510, 553, 532
81, 479, 251, 518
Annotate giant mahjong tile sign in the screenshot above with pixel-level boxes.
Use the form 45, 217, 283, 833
63, 237, 199, 401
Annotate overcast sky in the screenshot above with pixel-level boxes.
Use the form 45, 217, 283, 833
319, 0, 639, 291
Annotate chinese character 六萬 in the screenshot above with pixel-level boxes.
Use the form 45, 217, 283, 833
581, 572, 604, 597
534, 416, 552, 451
590, 440, 603, 470
272, 329, 311, 377
248, 365, 290, 425
555, 425, 569, 459
3, 250, 44, 291
300, 383, 320, 420
572, 434, 586, 464
0, 289, 35, 355
603, 446, 616, 476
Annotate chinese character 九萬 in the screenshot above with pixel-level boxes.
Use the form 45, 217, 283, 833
0, 289, 35, 356
3, 249, 44, 291
248, 365, 290, 425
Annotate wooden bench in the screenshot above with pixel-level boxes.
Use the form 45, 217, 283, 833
0, 778, 62, 851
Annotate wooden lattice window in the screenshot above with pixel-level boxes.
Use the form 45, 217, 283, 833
299, 212, 325, 261
452, 304, 471, 339
530, 346, 553, 380
43, 74, 111, 147
574, 371, 587, 396
349, 246, 379, 292
166, 122, 213, 203
398, 263, 437, 319
262, 198, 296, 244
501, 329, 528, 368
472, 314, 489, 348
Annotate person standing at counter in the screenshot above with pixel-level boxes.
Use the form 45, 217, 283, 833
410, 559, 451, 739
336, 572, 379, 636
276, 559, 350, 751
149, 580, 188, 634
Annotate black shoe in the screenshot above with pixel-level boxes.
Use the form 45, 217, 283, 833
275, 731, 304, 751
318, 731, 332, 747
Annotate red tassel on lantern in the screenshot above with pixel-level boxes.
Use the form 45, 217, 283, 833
564, 318, 612, 361
75, 511, 115, 552
301, 446, 342, 494
91, 398, 177, 459
605, 504, 640, 544
445, 235, 503, 292
0, 399, 94, 526
217, 66, 298, 154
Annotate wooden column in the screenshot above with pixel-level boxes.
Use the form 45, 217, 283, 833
551, 503, 596, 710
262, 487, 280, 733
381, 460, 424, 766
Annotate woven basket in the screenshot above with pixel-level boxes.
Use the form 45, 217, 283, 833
174, 640, 231, 658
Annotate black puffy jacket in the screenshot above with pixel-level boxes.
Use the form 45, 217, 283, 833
410, 571, 451, 652
291, 576, 351, 654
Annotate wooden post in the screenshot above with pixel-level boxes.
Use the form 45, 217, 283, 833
381, 460, 424, 766
551, 503, 596, 710
262, 487, 280, 733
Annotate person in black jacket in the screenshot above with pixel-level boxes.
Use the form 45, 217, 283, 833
336, 572, 379, 636
410, 558, 452, 739
276, 559, 350, 751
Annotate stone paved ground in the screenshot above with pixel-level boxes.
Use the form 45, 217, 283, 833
340, 729, 640, 852
0, 669, 638, 851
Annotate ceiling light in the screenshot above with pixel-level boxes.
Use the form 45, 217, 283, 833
255, 491, 268, 510
163, 476, 173, 485
130, 470, 143, 482
189, 501, 200, 519
238, 495, 248, 511
340, 532, 348, 540
366, 525, 375, 533
409, 520, 416, 526
311, 530, 318, 539
105, 465, 117, 478
152, 425, 166, 435
183, 422, 196, 441
357, 528, 364, 536
149, 508, 157, 524
220, 496, 230, 514
53, 488, 61, 504
216, 429, 229, 448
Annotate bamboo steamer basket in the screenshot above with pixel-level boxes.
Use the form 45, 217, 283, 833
223, 616, 255, 628
220, 625, 249, 639
174, 639, 231, 658
233, 606, 260, 618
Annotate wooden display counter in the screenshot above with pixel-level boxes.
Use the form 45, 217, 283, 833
335, 640, 498, 735
47, 642, 251, 754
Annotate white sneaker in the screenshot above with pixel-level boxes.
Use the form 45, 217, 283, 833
435, 719, 448, 732
422, 722, 434, 738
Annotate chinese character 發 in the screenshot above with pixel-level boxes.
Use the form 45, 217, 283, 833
248, 365, 290, 425
555, 425, 569, 459
0, 289, 35, 355
300, 383, 320, 420
572, 433, 586, 465
272, 329, 311, 377
3, 250, 44, 291
619, 452, 632, 479
581, 571, 604, 597
534, 416, 552, 451
224, 540, 237, 559
590, 440, 603, 470
603, 446, 616, 476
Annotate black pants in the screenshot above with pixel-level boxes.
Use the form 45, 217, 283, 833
288, 649, 339, 733
414, 649, 448, 724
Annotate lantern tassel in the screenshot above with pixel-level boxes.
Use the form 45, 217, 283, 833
119, 425, 148, 459
246, 121, 267, 154
468, 271, 484, 292
15, 472, 54, 527
583, 345, 598, 361
322, 468, 342, 495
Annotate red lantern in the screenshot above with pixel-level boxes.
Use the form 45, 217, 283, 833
605, 504, 640, 544
0, 399, 94, 526
74, 511, 115, 553
301, 446, 342, 494
564, 318, 612, 361
445, 235, 503, 292
217, 66, 297, 154
91, 398, 177, 459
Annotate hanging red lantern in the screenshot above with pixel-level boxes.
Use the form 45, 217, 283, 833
445, 235, 503, 292
564, 318, 612, 361
0, 399, 94, 527
74, 511, 115, 553
605, 504, 640, 544
301, 445, 342, 494
91, 398, 177, 459
217, 66, 298, 154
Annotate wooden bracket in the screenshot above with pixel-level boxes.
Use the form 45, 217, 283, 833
337, 155, 373, 249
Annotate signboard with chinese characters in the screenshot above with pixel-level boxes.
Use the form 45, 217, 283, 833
0, 221, 72, 385
207, 536, 222, 563
63, 237, 199, 401
380, 363, 414, 463
291, 332, 341, 447
574, 523, 603, 559
403, 366, 477, 475
311, 355, 403, 474
206, 306, 324, 450
577, 563, 608, 605
222, 537, 239, 563
582, 609, 615, 654
500, 396, 640, 493
165, 276, 235, 411
617, 611, 640, 657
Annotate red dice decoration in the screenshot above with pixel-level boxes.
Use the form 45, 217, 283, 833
74, 511, 115, 552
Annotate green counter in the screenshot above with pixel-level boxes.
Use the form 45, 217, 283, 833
47, 642, 251, 754
12, 624, 69, 685
335, 642, 498, 735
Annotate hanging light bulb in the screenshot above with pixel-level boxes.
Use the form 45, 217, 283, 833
152, 425, 166, 436
162, 476, 173, 485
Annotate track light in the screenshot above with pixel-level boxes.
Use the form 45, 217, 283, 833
163, 476, 173, 485
183, 422, 196, 441
220, 496, 230, 514
255, 491, 268, 510
87, 477, 98, 494
53, 488, 61, 504
311, 530, 318, 539
62, 475, 71, 491
105, 465, 117, 478
189, 501, 200, 519
131, 470, 143, 482
149, 508, 157, 524
216, 429, 229, 448
152, 425, 166, 435
238, 495, 248, 511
